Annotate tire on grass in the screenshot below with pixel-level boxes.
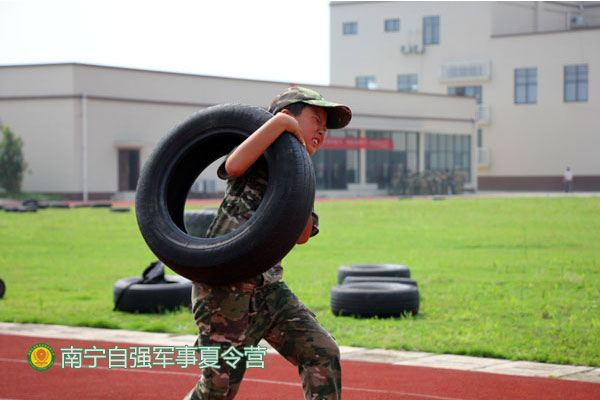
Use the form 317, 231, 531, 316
184, 208, 218, 238
4, 206, 37, 213
91, 202, 112, 208
22, 199, 39, 209
110, 207, 131, 213
135, 104, 315, 285
331, 282, 419, 318
113, 276, 191, 313
0, 279, 5, 299
342, 275, 418, 287
337, 264, 411, 284
48, 202, 70, 209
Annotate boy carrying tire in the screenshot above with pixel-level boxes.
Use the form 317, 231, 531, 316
184, 87, 352, 400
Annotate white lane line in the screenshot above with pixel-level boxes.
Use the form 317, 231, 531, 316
0, 358, 468, 400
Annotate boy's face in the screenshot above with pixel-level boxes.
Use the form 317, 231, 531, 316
291, 105, 328, 155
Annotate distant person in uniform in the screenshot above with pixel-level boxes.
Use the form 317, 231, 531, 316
563, 167, 574, 192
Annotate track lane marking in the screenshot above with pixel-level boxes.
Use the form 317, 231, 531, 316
0, 358, 468, 400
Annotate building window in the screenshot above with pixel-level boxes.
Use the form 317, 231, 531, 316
425, 134, 471, 183
366, 131, 419, 190
398, 74, 418, 92
343, 22, 358, 35
311, 130, 360, 190
385, 18, 400, 32
564, 65, 588, 102
477, 129, 483, 148
514, 68, 537, 104
423, 16, 440, 45
356, 75, 377, 90
448, 85, 482, 104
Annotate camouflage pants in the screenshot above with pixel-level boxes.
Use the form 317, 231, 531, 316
183, 281, 341, 400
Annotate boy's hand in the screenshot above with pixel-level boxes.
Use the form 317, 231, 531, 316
276, 112, 306, 148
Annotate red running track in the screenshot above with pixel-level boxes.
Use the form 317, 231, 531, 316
1, 334, 599, 400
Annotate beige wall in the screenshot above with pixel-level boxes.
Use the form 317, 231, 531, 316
492, 2, 600, 35
0, 63, 475, 197
0, 98, 80, 191
84, 99, 200, 193
330, 1, 493, 92
72, 65, 285, 109
487, 30, 600, 176
0, 64, 76, 96
330, 1, 600, 187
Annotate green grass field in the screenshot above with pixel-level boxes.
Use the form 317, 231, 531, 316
1, 197, 599, 366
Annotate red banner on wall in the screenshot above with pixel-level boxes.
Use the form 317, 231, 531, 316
321, 137, 394, 150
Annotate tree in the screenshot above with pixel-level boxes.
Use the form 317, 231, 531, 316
0, 123, 28, 193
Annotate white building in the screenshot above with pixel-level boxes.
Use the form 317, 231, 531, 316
0, 63, 475, 199
330, 1, 600, 190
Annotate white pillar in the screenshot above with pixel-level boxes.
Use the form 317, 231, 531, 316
81, 94, 89, 201
471, 123, 478, 190
418, 131, 426, 173
535, 2, 541, 32
359, 129, 367, 185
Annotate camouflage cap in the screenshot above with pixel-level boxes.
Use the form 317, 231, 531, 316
268, 86, 352, 130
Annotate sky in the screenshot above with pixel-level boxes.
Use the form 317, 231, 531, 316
0, 0, 332, 85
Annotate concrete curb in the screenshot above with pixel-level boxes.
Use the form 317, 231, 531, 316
1, 322, 598, 383
2, 192, 599, 209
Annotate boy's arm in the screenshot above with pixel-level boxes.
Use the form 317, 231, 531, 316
225, 111, 306, 177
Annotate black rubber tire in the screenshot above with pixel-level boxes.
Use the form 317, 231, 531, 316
135, 104, 315, 285
337, 264, 411, 284
4, 206, 37, 213
0, 279, 5, 299
110, 207, 131, 213
113, 275, 191, 313
48, 202, 70, 209
184, 208, 218, 238
91, 202, 112, 208
331, 282, 419, 318
342, 275, 418, 287
22, 199, 39, 209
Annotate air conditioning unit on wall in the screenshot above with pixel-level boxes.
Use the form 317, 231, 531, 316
401, 44, 425, 55
571, 15, 584, 26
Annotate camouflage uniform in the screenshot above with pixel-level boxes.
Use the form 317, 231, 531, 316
184, 155, 341, 400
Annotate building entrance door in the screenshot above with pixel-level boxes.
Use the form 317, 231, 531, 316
313, 149, 351, 190
118, 149, 140, 191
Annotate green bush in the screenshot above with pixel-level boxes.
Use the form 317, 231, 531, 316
0, 123, 28, 194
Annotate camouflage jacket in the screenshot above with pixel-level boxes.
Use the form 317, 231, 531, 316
196, 152, 318, 292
